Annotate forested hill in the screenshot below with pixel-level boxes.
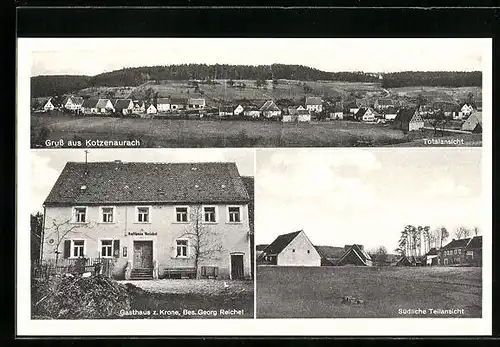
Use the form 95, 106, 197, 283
31, 65, 482, 97
31, 75, 91, 98
382, 71, 482, 88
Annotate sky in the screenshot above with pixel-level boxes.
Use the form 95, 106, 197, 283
30, 148, 255, 214
29, 38, 485, 76
255, 148, 482, 253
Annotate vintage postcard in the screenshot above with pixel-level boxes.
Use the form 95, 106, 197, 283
22, 38, 486, 149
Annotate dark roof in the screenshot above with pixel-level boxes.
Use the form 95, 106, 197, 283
256, 244, 269, 252
96, 99, 113, 109
170, 97, 188, 105
441, 238, 471, 250
113, 99, 133, 111
337, 244, 372, 266
81, 98, 99, 108
263, 230, 302, 255
44, 162, 250, 206
394, 107, 418, 123
383, 106, 398, 114
188, 98, 205, 105
466, 236, 482, 249
220, 106, 233, 113
71, 97, 84, 106
314, 246, 345, 260
259, 100, 280, 112
426, 248, 439, 256
157, 98, 171, 105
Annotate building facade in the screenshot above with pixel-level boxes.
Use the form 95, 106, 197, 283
41, 161, 253, 280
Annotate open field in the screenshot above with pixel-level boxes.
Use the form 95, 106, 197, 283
31, 113, 480, 148
257, 266, 481, 318
389, 86, 482, 102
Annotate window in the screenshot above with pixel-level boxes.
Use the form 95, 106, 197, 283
175, 207, 188, 222
458, 249, 461, 254
73, 207, 87, 223
454, 249, 457, 255
307, 250, 310, 254
101, 207, 114, 223
203, 206, 216, 223
228, 206, 241, 223
101, 240, 113, 257
176, 239, 188, 257
72, 240, 85, 257
292, 249, 295, 252
137, 207, 150, 223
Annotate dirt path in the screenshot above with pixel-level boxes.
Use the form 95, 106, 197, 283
120, 279, 253, 296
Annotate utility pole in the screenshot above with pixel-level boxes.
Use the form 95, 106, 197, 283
84, 150, 89, 164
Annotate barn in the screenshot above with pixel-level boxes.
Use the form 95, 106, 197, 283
393, 107, 424, 131
336, 244, 372, 266
461, 112, 482, 133
259, 230, 321, 267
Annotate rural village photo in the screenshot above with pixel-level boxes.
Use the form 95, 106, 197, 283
30, 38, 484, 148
255, 148, 483, 318
30, 149, 255, 319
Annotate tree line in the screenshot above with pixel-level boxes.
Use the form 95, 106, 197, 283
381, 71, 482, 88
31, 75, 91, 98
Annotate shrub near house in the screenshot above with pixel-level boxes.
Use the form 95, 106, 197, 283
41, 161, 252, 280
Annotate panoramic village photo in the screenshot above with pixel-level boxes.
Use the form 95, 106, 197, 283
30, 38, 484, 148
30, 149, 255, 319
255, 148, 483, 318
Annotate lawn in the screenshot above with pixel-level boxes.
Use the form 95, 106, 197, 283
256, 266, 482, 318
31, 113, 474, 148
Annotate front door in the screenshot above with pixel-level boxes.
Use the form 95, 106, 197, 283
133, 241, 153, 268
231, 254, 244, 280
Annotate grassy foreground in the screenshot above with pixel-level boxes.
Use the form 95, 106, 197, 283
256, 266, 482, 318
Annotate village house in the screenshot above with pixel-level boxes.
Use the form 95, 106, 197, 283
314, 245, 345, 266
256, 244, 269, 261
113, 99, 134, 116
432, 101, 460, 118
62, 96, 84, 112
81, 99, 99, 115
424, 248, 439, 266
132, 101, 145, 114
282, 108, 311, 123
170, 98, 187, 111
41, 161, 252, 280
457, 102, 475, 119
374, 98, 395, 111
356, 98, 371, 108
461, 111, 482, 133
145, 103, 157, 115
336, 244, 373, 266
156, 98, 171, 113
258, 230, 321, 266
326, 105, 344, 120
382, 106, 399, 121
305, 96, 323, 113
396, 255, 423, 267
345, 101, 359, 115
42, 97, 57, 112
393, 107, 425, 131
354, 107, 378, 122
233, 104, 245, 116
259, 100, 282, 119
243, 106, 261, 118
438, 236, 482, 266
95, 99, 115, 114
187, 98, 206, 110
219, 106, 234, 117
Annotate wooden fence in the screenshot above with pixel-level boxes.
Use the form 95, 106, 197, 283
32, 258, 114, 279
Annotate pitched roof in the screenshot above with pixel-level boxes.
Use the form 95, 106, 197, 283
394, 107, 418, 123
337, 244, 372, 265
263, 230, 302, 256
170, 97, 188, 105
81, 98, 99, 108
314, 246, 345, 260
259, 100, 280, 112
113, 99, 133, 111
441, 238, 471, 250
305, 96, 322, 105
425, 248, 439, 256
70, 96, 84, 106
220, 106, 233, 113
157, 98, 171, 105
383, 106, 398, 114
96, 99, 112, 109
44, 162, 250, 206
466, 236, 482, 249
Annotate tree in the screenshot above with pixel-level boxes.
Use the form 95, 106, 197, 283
440, 227, 449, 248
105, 90, 115, 100
31, 212, 44, 261
144, 87, 154, 102
373, 246, 388, 266
43, 217, 94, 268
454, 226, 468, 240
466, 91, 475, 105
473, 226, 480, 236
428, 111, 450, 137
272, 79, 279, 90
416, 93, 427, 106
303, 84, 313, 94
227, 79, 235, 87
179, 206, 224, 279
255, 79, 267, 89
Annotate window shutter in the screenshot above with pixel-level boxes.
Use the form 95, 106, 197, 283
63, 240, 71, 258
113, 240, 120, 257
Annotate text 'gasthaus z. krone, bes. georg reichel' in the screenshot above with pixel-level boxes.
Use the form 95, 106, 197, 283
44, 139, 141, 148
119, 308, 245, 317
